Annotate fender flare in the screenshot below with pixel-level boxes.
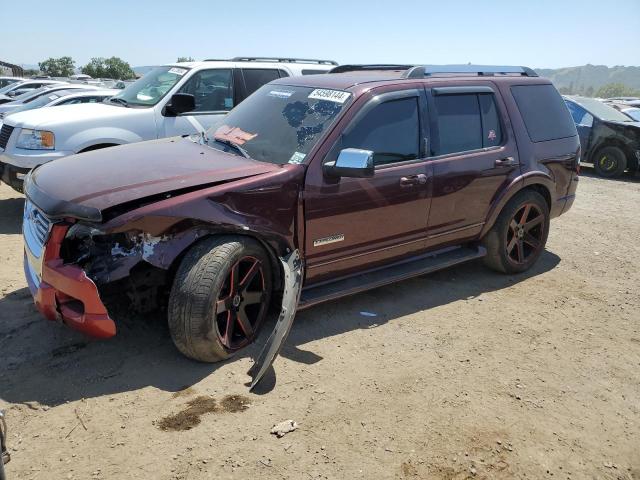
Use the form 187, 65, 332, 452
479, 172, 553, 238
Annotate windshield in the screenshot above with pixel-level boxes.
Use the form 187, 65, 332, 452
0, 82, 25, 95
205, 85, 352, 164
622, 108, 640, 122
4, 92, 66, 116
108, 66, 189, 107
574, 97, 633, 122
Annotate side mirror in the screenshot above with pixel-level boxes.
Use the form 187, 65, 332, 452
324, 148, 374, 178
165, 93, 195, 116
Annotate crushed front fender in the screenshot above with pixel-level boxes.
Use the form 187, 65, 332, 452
248, 249, 303, 390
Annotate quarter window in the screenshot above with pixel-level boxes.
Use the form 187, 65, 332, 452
242, 69, 281, 97
343, 97, 420, 166
178, 69, 233, 113
565, 101, 593, 127
432, 93, 502, 156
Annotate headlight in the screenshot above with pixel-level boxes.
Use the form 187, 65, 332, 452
16, 129, 55, 150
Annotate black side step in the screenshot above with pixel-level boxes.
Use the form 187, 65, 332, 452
299, 245, 486, 309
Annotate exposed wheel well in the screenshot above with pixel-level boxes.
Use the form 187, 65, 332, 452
525, 184, 551, 211
78, 143, 119, 153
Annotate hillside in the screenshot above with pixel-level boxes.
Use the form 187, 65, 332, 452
535, 64, 640, 96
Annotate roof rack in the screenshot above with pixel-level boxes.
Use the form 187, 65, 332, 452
402, 64, 538, 79
218, 57, 338, 65
328, 64, 414, 74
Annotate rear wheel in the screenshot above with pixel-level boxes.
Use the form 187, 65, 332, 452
482, 190, 550, 274
168, 236, 272, 362
593, 146, 627, 178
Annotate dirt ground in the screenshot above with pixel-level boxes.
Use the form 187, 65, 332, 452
0, 171, 638, 480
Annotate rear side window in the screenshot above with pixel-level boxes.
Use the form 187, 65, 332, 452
511, 84, 576, 142
344, 97, 420, 166
242, 69, 280, 96
302, 69, 327, 75
432, 93, 502, 156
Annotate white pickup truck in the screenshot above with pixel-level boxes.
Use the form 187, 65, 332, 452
0, 57, 337, 191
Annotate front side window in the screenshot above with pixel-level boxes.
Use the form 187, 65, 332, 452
205, 85, 351, 164
343, 97, 420, 166
109, 66, 190, 107
178, 69, 233, 113
242, 69, 280, 97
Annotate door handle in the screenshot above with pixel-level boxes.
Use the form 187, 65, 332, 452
400, 174, 428, 187
495, 157, 517, 167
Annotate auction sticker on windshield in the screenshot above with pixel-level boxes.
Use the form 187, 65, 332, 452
168, 67, 187, 76
308, 89, 351, 103
268, 90, 294, 99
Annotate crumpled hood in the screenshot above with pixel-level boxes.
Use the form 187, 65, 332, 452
27, 136, 281, 220
4, 102, 135, 129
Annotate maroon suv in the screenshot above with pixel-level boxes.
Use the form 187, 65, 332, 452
22, 64, 579, 387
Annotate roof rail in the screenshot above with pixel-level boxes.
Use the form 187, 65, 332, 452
403, 64, 538, 79
328, 64, 415, 74
224, 57, 338, 65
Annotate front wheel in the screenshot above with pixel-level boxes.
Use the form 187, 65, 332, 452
482, 190, 550, 274
168, 236, 273, 362
593, 146, 627, 178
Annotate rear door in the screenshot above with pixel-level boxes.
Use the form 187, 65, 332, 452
303, 88, 432, 284
425, 84, 519, 244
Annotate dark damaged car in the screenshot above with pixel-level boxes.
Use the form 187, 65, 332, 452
22, 65, 579, 387
564, 95, 640, 177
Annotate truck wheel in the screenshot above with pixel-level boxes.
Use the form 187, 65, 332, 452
481, 190, 550, 274
168, 236, 272, 362
593, 146, 627, 178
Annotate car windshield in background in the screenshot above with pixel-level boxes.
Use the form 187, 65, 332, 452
0, 82, 24, 94
622, 108, 640, 122
205, 85, 352, 164
108, 66, 189, 107
575, 97, 633, 122
4, 91, 69, 115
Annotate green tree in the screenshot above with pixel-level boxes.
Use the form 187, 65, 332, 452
23, 68, 40, 77
81, 57, 135, 80
595, 83, 640, 99
38, 56, 75, 77
176, 56, 195, 63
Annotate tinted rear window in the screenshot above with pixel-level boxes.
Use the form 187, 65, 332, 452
511, 84, 576, 142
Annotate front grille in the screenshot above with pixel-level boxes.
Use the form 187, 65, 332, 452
23, 200, 53, 258
0, 124, 14, 149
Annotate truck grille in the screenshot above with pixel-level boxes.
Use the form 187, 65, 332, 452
0, 124, 14, 150
23, 200, 53, 258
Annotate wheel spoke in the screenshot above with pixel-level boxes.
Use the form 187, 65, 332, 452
239, 260, 262, 292
507, 235, 518, 254
516, 240, 525, 263
215, 298, 228, 314
230, 262, 240, 294
519, 205, 531, 225
524, 215, 543, 232
524, 233, 541, 249
223, 312, 235, 348
510, 219, 518, 231
236, 308, 254, 337
243, 291, 264, 305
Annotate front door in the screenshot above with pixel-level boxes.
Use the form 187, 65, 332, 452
158, 68, 236, 138
304, 89, 432, 284
564, 99, 593, 155
425, 84, 520, 245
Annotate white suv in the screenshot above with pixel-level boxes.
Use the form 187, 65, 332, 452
0, 57, 337, 191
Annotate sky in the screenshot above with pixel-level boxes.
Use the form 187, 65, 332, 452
1, 0, 639, 70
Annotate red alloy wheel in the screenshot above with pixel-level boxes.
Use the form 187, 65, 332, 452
214, 256, 267, 351
505, 203, 546, 265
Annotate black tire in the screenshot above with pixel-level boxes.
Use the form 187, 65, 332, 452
482, 190, 550, 274
168, 236, 273, 362
593, 146, 627, 178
